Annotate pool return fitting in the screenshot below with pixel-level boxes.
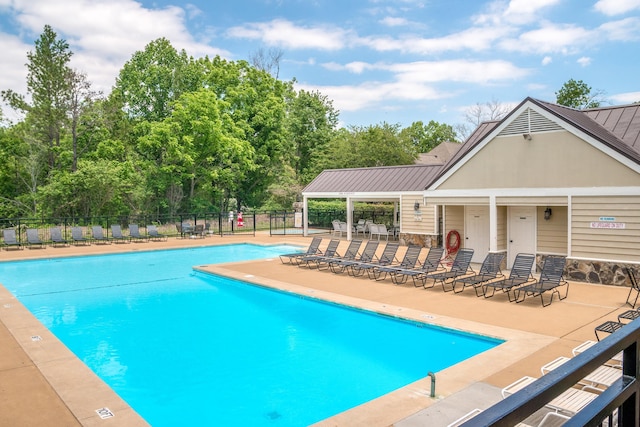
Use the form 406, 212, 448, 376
428, 371, 436, 398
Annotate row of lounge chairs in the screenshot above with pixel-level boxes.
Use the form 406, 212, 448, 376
593, 268, 640, 341
279, 238, 570, 307
1, 225, 168, 249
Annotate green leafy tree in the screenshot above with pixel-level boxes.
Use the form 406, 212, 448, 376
400, 120, 458, 153
555, 79, 605, 109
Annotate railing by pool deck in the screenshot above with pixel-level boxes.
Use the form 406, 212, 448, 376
462, 319, 640, 426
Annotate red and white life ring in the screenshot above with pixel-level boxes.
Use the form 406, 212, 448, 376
445, 230, 461, 254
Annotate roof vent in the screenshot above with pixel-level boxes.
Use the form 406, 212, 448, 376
499, 108, 562, 137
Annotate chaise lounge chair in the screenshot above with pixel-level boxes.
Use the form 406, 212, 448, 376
330, 240, 380, 275
279, 237, 323, 264
26, 228, 46, 249
373, 245, 422, 281
514, 255, 568, 306
110, 224, 131, 243
71, 226, 90, 245
451, 252, 505, 295
147, 225, 168, 241
421, 248, 474, 290
50, 227, 69, 247
2, 229, 23, 250
390, 246, 445, 285
349, 242, 399, 279
482, 253, 535, 300
91, 225, 112, 244
298, 239, 341, 269
322, 239, 363, 271
625, 266, 640, 308
128, 224, 148, 242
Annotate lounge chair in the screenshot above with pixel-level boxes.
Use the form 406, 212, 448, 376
572, 340, 622, 368
625, 266, 640, 308
446, 408, 483, 427
91, 225, 111, 244
50, 227, 69, 247
2, 229, 23, 250
373, 245, 422, 281
349, 242, 399, 279
26, 228, 45, 249
482, 253, 535, 300
192, 224, 205, 238
71, 226, 90, 245
594, 319, 625, 341
323, 239, 363, 272
541, 355, 622, 392
514, 255, 568, 306
128, 224, 148, 242
451, 252, 505, 295
330, 240, 380, 275
298, 239, 341, 269
147, 225, 168, 241
279, 237, 322, 264
110, 224, 131, 243
390, 246, 445, 285
421, 248, 474, 290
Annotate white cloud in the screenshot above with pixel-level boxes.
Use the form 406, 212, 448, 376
541, 56, 553, 65
379, 16, 409, 27
474, 0, 560, 26
499, 22, 592, 54
226, 19, 350, 50
383, 60, 530, 84
599, 17, 640, 41
609, 91, 640, 104
594, 0, 640, 16
577, 56, 592, 66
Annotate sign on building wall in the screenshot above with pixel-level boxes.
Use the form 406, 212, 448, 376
590, 222, 625, 229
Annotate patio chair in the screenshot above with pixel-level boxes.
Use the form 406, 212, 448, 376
279, 237, 322, 264
323, 239, 363, 271
71, 227, 90, 245
370, 224, 392, 241
540, 355, 622, 392
594, 320, 625, 341
50, 227, 69, 247
331, 240, 380, 275
482, 253, 535, 300
91, 225, 111, 244
451, 252, 505, 295
572, 340, 622, 368
147, 225, 168, 241
193, 224, 205, 238
421, 248, 474, 290
128, 224, 148, 242
110, 224, 131, 243
26, 228, 45, 249
298, 239, 341, 269
373, 245, 422, 281
349, 242, 400, 279
390, 246, 445, 285
331, 220, 344, 237
2, 229, 23, 250
446, 408, 483, 427
514, 255, 568, 306
625, 266, 640, 308
354, 219, 367, 236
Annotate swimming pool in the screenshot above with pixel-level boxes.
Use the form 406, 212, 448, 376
0, 244, 502, 426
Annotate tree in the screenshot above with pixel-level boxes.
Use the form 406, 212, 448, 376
249, 47, 284, 79
456, 98, 510, 141
67, 70, 101, 171
555, 78, 605, 109
399, 120, 458, 153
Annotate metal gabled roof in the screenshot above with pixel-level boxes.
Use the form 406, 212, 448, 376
302, 164, 443, 195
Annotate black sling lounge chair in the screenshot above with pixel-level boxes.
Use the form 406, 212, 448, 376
625, 267, 640, 308
331, 240, 380, 275
128, 224, 148, 242
2, 229, 23, 250
91, 226, 111, 244
279, 237, 323, 265
110, 224, 131, 243
421, 248, 474, 291
373, 245, 422, 281
482, 253, 535, 300
26, 228, 45, 249
390, 247, 445, 286
71, 227, 90, 245
147, 225, 168, 241
349, 242, 399, 279
323, 239, 363, 272
514, 255, 568, 307
50, 227, 69, 247
298, 239, 341, 269
452, 252, 505, 295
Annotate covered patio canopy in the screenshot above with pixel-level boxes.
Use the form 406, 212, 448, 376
301, 164, 443, 240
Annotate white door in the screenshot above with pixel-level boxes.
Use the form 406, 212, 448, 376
508, 206, 536, 268
465, 206, 489, 263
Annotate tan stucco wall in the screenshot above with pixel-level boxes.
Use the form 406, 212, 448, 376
438, 130, 640, 189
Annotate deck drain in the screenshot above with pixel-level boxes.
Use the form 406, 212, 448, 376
96, 407, 114, 419
265, 411, 281, 420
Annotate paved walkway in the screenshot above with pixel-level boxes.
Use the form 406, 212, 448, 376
0, 234, 634, 426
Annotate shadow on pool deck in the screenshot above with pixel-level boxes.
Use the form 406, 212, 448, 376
0, 234, 634, 426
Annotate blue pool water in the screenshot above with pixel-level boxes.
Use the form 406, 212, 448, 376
0, 244, 502, 426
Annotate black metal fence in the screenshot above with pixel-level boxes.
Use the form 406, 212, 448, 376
269, 209, 397, 236
463, 319, 640, 427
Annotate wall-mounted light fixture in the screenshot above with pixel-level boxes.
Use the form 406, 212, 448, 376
544, 207, 552, 221
414, 201, 420, 211
523, 133, 532, 141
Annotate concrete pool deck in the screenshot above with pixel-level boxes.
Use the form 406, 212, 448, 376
0, 234, 635, 426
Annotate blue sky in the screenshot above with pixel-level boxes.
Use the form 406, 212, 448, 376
1, 0, 639, 131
